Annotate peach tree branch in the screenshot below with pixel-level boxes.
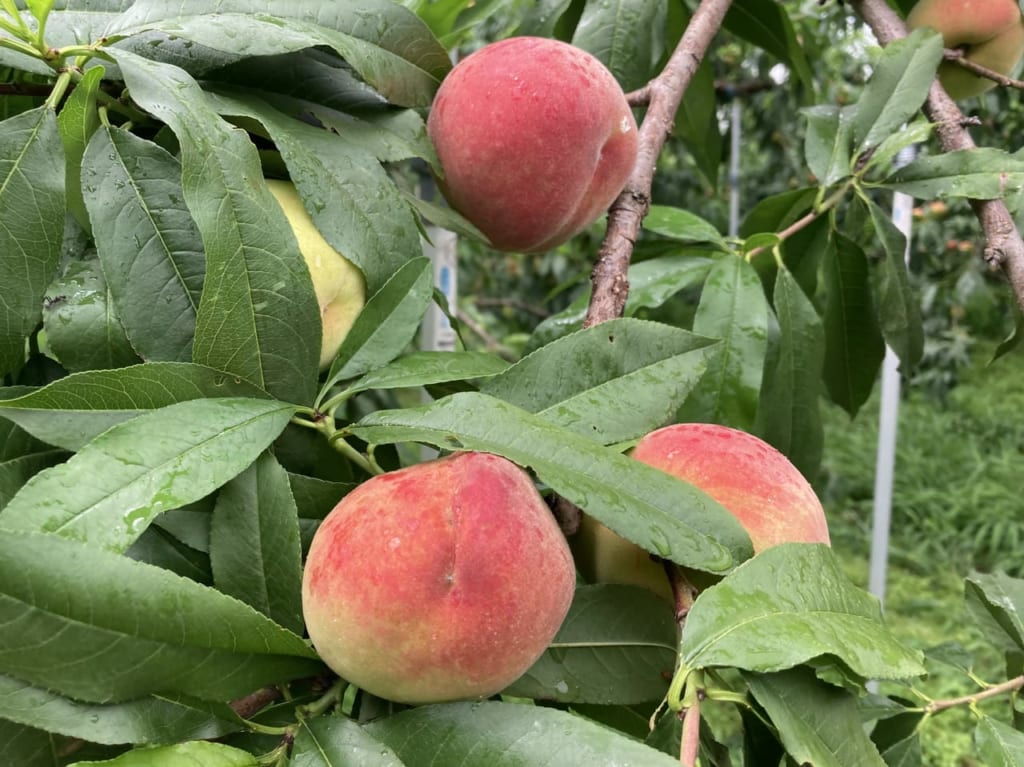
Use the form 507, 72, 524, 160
850, 0, 1024, 315
584, 0, 734, 327
924, 674, 1024, 715
945, 48, 1024, 90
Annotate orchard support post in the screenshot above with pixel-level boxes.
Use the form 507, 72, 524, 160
868, 145, 917, 609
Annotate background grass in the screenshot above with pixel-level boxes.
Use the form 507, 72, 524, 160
820, 342, 1024, 766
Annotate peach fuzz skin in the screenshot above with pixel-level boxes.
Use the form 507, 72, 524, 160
631, 424, 830, 551
301, 452, 575, 704
907, 0, 1024, 99
573, 424, 829, 600
426, 37, 638, 253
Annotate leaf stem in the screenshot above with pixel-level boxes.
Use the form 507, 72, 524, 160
43, 68, 70, 108
328, 432, 379, 475
0, 34, 42, 60
298, 677, 348, 720
317, 389, 354, 417
245, 721, 292, 737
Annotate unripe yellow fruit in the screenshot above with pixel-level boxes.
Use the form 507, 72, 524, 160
266, 179, 366, 370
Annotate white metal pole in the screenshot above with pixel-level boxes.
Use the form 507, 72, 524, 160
728, 98, 742, 238
868, 144, 917, 608
420, 227, 458, 353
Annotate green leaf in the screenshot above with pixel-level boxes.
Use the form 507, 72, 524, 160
802, 105, 854, 186
292, 717, 404, 767
25, 0, 55, 26
207, 90, 422, 296
513, 0, 574, 37
365, 700, 681, 765
740, 188, 816, 239
678, 256, 768, 431
82, 126, 205, 363
413, 0, 514, 47
0, 450, 66, 512
746, 667, 887, 767
0, 106, 65, 377
881, 148, 1024, 200
674, 54, 721, 189
0, 719, 59, 767
113, 0, 451, 81
289, 473, 354, 520
0, 675, 242, 745
722, 0, 814, 95
975, 717, 1024, 766
127, 525, 212, 584
863, 119, 933, 180
643, 206, 727, 248
506, 584, 676, 705
481, 318, 718, 445
755, 266, 825, 479
69, 741, 257, 766
111, 50, 321, 403
866, 198, 923, 368
0, 389, 48, 459
341, 351, 508, 397
0, 362, 269, 451
319, 256, 433, 398
965, 571, 1024, 653
682, 544, 925, 679
852, 28, 943, 154
42, 258, 142, 373
0, 530, 320, 703
58, 64, 103, 232
0, 398, 295, 552
114, 12, 443, 108
210, 451, 303, 634
572, 0, 667, 91
526, 255, 713, 350
221, 80, 436, 166
350, 392, 753, 574
822, 233, 885, 417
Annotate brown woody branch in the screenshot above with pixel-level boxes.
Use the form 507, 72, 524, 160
584, 0, 734, 327
945, 48, 1024, 91
850, 0, 1024, 315
925, 674, 1024, 714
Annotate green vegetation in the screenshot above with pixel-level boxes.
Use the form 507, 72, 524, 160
822, 342, 1024, 767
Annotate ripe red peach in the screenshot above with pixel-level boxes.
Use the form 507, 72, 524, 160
574, 423, 830, 599
301, 451, 575, 704
907, 0, 1024, 99
426, 37, 639, 253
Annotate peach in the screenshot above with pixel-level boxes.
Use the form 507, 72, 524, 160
426, 37, 639, 253
574, 423, 830, 599
266, 179, 365, 370
907, 0, 1024, 99
301, 451, 575, 704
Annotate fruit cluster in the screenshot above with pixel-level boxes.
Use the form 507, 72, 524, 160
297, 35, 835, 707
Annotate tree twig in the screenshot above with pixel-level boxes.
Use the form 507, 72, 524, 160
944, 48, 1024, 91
585, 0, 734, 327
850, 0, 1024, 315
473, 296, 550, 319
924, 674, 1024, 715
